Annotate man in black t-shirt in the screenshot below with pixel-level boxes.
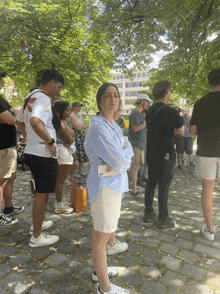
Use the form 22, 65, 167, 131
189, 68, 220, 241
143, 80, 184, 229
0, 71, 24, 226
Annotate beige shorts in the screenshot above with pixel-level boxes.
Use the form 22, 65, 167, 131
195, 156, 220, 180
131, 146, 144, 166
57, 144, 74, 165
90, 187, 122, 233
0, 147, 17, 178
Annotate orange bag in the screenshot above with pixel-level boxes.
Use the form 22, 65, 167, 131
70, 181, 87, 212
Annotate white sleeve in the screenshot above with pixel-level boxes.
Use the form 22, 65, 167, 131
16, 105, 25, 123
31, 95, 51, 125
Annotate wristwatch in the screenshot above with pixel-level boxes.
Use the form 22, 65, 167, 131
48, 138, 55, 145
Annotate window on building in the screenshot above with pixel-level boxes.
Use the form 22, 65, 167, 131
125, 100, 133, 105
116, 75, 120, 79
125, 91, 137, 96
119, 92, 122, 96
115, 83, 122, 88
138, 73, 141, 77
126, 110, 129, 113
142, 72, 147, 77
121, 75, 124, 79
113, 76, 115, 80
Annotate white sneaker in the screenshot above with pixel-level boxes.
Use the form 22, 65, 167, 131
106, 239, 128, 256
29, 232, 59, 247
201, 225, 215, 241
29, 220, 53, 235
92, 267, 119, 282
54, 202, 74, 214
97, 283, 130, 294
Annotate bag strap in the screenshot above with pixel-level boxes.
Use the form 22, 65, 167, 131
23, 90, 46, 113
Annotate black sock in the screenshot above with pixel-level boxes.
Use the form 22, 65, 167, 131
3, 206, 14, 214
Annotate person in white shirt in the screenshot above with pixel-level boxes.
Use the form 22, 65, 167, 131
16, 69, 64, 247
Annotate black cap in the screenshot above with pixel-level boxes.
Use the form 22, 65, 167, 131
72, 102, 83, 107
0, 71, 6, 78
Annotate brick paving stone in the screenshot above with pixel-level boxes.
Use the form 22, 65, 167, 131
206, 272, 220, 287
0, 272, 35, 293
51, 278, 78, 294
161, 270, 185, 289
142, 249, 160, 263
0, 264, 12, 278
126, 232, 143, 241
45, 253, 68, 266
157, 233, 175, 243
0, 245, 17, 257
194, 244, 220, 259
58, 259, 83, 275
64, 231, 81, 240
159, 243, 179, 255
143, 228, 159, 238
185, 282, 212, 294
80, 226, 92, 237
75, 267, 94, 286
140, 280, 166, 294
174, 238, 193, 249
181, 264, 204, 281
167, 289, 185, 294
140, 265, 161, 278
160, 256, 181, 271
121, 255, 141, 268
78, 237, 92, 249
56, 240, 76, 253
68, 222, 84, 230
119, 269, 142, 287
9, 252, 32, 266
76, 286, 91, 294
176, 229, 194, 240
35, 268, 63, 285
180, 249, 199, 262
129, 224, 144, 233
28, 285, 50, 294
31, 247, 50, 259
127, 242, 143, 254
143, 237, 160, 248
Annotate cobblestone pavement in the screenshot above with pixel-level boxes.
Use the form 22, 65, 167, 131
1, 154, 220, 294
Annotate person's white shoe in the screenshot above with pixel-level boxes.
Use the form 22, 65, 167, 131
0, 213, 18, 226
201, 225, 215, 241
54, 202, 74, 214
92, 267, 119, 282
97, 283, 130, 294
29, 232, 59, 247
29, 220, 53, 235
106, 239, 128, 256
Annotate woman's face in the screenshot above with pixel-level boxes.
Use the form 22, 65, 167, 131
101, 86, 120, 112
74, 105, 81, 113
63, 105, 71, 120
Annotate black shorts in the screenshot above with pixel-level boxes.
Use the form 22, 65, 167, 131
183, 137, 193, 154
175, 136, 184, 154
25, 154, 59, 193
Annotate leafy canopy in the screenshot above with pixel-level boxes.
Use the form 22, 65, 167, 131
0, 0, 113, 108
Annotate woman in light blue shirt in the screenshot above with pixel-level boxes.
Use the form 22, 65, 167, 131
84, 83, 133, 294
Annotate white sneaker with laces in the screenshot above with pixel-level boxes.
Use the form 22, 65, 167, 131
54, 202, 74, 214
201, 225, 215, 241
106, 239, 128, 256
92, 267, 119, 282
29, 220, 53, 235
97, 283, 130, 294
29, 232, 59, 247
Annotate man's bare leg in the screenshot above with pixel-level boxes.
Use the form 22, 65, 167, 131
130, 164, 140, 193
32, 193, 48, 238
3, 172, 16, 207
201, 179, 215, 230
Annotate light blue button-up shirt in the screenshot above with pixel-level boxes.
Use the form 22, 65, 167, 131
84, 115, 134, 204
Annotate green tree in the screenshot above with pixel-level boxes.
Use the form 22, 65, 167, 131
0, 0, 113, 106
95, 0, 220, 101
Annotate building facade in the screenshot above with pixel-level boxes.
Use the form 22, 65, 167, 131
108, 69, 149, 114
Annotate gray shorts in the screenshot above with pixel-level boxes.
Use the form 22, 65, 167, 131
195, 156, 220, 180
